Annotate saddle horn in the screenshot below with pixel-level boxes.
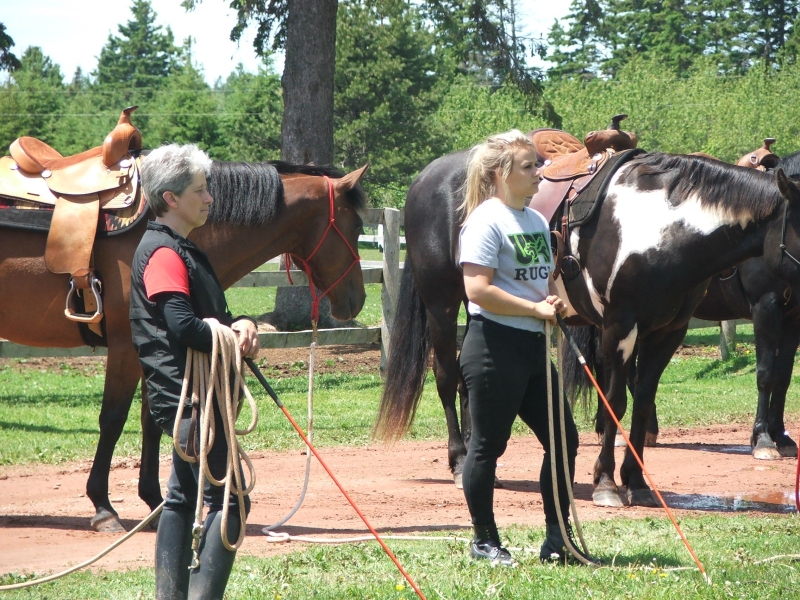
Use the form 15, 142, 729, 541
609, 114, 628, 131
102, 106, 143, 167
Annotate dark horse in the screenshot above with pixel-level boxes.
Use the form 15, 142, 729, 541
592, 149, 800, 461
376, 150, 800, 508
0, 161, 368, 531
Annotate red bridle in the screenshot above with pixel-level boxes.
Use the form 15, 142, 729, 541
284, 175, 361, 324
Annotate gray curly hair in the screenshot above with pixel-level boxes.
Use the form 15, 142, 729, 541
140, 144, 213, 216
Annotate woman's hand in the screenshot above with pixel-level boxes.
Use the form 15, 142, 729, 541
232, 319, 260, 358
533, 295, 566, 323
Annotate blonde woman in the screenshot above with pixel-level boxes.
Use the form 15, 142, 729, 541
458, 130, 594, 566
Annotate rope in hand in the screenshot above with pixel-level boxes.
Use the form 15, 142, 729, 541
556, 315, 710, 584
174, 318, 258, 564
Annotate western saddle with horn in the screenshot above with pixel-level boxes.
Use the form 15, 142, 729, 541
0, 106, 143, 331
527, 114, 640, 224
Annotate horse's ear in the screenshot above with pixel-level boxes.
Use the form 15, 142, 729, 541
776, 168, 800, 205
336, 163, 369, 191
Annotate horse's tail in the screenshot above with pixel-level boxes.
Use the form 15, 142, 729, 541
373, 257, 431, 441
562, 324, 601, 416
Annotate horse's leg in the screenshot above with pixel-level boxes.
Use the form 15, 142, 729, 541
767, 322, 799, 458
645, 402, 659, 447
427, 305, 467, 485
87, 341, 142, 532
139, 381, 165, 523
620, 326, 687, 507
750, 294, 784, 460
592, 323, 635, 507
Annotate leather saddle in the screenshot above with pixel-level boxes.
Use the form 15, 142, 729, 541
736, 137, 779, 171
0, 106, 143, 328
527, 114, 639, 223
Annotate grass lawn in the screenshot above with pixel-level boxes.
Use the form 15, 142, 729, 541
1, 324, 799, 598
2, 514, 799, 599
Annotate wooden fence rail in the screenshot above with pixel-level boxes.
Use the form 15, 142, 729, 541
0, 207, 743, 360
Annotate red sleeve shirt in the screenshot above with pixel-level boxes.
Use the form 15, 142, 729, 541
143, 247, 190, 300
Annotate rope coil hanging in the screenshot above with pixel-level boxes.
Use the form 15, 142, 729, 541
173, 318, 258, 562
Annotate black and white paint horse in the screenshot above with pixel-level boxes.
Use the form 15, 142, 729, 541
375, 150, 800, 508
590, 149, 800, 462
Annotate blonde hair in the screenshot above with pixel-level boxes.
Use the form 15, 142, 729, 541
460, 129, 535, 218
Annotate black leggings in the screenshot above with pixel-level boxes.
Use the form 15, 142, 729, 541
459, 316, 579, 526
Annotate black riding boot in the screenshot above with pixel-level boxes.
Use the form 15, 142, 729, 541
540, 522, 603, 565
187, 510, 241, 600
155, 506, 194, 600
470, 523, 516, 567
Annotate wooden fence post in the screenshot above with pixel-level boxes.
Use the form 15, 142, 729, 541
380, 208, 401, 375
720, 320, 737, 360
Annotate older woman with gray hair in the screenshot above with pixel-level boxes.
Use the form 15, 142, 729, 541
131, 143, 259, 599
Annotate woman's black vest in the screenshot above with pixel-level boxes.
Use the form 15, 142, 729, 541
130, 221, 233, 429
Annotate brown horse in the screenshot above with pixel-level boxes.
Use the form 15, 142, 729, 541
0, 161, 368, 531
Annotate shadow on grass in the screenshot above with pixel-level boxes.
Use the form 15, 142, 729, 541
694, 355, 752, 379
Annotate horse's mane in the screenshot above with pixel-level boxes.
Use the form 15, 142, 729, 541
629, 152, 782, 221
778, 150, 800, 180
207, 161, 367, 226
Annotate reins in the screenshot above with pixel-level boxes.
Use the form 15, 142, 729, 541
779, 200, 800, 270
284, 175, 361, 323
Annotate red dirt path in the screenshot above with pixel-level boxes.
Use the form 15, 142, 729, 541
0, 347, 798, 576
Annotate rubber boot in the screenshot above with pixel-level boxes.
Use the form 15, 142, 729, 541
540, 522, 602, 565
155, 507, 194, 600
187, 510, 241, 599
470, 523, 516, 567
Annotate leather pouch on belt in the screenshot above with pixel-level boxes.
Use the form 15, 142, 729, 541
45, 193, 100, 277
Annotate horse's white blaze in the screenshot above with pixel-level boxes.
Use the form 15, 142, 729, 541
618, 324, 638, 363
584, 270, 605, 317
605, 174, 752, 296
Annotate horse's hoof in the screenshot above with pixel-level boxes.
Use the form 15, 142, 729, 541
614, 433, 626, 448
90, 511, 126, 533
775, 435, 798, 458
494, 476, 503, 489
149, 514, 161, 530
644, 432, 658, 447
626, 488, 658, 507
752, 445, 782, 460
454, 472, 463, 489
752, 435, 782, 460
593, 489, 624, 507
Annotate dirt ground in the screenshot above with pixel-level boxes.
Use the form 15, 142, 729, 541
0, 346, 798, 577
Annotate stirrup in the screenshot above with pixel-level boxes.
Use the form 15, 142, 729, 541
64, 273, 104, 324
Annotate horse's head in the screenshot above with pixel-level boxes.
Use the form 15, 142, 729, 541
765, 169, 800, 284
291, 165, 369, 321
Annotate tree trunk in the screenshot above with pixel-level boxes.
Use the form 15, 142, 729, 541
274, 0, 339, 327
280, 0, 337, 165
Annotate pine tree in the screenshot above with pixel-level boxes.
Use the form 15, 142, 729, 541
545, 0, 609, 80
94, 0, 183, 97
0, 23, 21, 72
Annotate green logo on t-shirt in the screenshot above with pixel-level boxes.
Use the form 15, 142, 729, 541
508, 232, 551, 265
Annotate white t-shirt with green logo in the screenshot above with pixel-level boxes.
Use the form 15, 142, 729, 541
459, 198, 553, 333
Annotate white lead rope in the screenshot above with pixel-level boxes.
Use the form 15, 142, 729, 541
545, 320, 593, 565
174, 319, 258, 565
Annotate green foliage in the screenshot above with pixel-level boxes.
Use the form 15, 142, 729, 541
215, 63, 283, 162
543, 57, 800, 159
0, 23, 21, 72
94, 0, 184, 96
0, 47, 65, 147
334, 0, 452, 207
435, 76, 551, 152
546, 1, 800, 79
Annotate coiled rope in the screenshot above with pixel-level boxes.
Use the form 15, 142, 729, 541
173, 318, 258, 563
